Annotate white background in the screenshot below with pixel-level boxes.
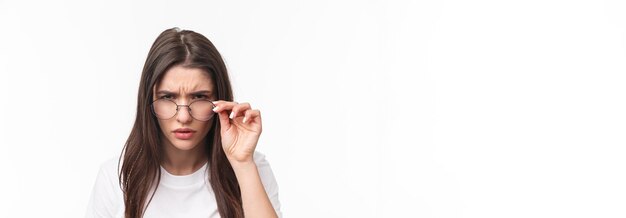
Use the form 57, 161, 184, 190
1, 0, 625, 217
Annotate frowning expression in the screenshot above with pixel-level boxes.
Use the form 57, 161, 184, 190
152, 65, 216, 151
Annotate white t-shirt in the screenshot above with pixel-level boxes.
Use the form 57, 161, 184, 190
85, 151, 282, 218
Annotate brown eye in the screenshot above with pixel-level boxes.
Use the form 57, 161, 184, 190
193, 95, 208, 99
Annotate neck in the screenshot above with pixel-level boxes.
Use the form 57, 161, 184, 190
161, 138, 208, 176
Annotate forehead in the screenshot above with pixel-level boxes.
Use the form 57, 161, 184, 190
155, 65, 213, 91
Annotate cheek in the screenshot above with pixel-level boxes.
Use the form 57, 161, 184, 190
156, 119, 170, 132
200, 119, 215, 133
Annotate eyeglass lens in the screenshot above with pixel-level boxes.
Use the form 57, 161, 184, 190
152, 99, 215, 121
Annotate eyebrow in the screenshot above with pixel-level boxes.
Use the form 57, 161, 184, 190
156, 90, 212, 96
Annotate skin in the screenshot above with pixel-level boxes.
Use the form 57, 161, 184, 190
153, 65, 277, 218
152, 65, 214, 175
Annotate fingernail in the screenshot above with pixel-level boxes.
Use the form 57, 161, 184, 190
213, 106, 219, 112
229, 112, 234, 119
243, 117, 247, 123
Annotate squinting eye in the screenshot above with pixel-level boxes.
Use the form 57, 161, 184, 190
193, 95, 208, 99
159, 95, 172, 99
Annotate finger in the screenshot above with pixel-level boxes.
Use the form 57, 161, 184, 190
243, 109, 261, 124
211, 100, 231, 112
212, 101, 239, 114
216, 109, 231, 131
229, 102, 251, 120
212, 101, 232, 131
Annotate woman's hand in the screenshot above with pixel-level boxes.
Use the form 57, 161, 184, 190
212, 101, 262, 164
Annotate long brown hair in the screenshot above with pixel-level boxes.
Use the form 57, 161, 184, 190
119, 27, 244, 218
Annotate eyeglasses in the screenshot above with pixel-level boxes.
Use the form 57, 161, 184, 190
150, 99, 216, 121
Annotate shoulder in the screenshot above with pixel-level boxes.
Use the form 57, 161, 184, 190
252, 151, 275, 182
253, 150, 269, 165
100, 157, 121, 177
252, 150, 278, 178
86, 157, 124, 218
96, 157, 123, 188
251, 151, 283, 217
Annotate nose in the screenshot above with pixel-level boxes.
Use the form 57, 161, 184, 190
176, 105, 193, 123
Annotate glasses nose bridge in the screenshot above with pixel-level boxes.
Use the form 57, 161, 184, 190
175, 104, 192, 113
173, 103, 194, 123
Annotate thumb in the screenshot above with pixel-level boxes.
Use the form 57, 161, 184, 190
217, 110, 231, 132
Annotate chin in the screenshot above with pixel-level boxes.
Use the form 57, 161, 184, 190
171, 141, 200, 151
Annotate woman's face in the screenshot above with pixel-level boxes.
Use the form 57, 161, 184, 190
152, 65, 215, 151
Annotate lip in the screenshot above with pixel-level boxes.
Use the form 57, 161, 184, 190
173, 128, 196, 140
173, 128, 196, 133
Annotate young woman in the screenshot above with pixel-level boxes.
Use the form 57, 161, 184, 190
86, 27, 282, 218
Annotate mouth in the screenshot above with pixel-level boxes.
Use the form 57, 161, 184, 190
173, 128, 196, 140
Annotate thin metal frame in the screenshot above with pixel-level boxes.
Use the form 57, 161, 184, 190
150, 99, 216, 121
